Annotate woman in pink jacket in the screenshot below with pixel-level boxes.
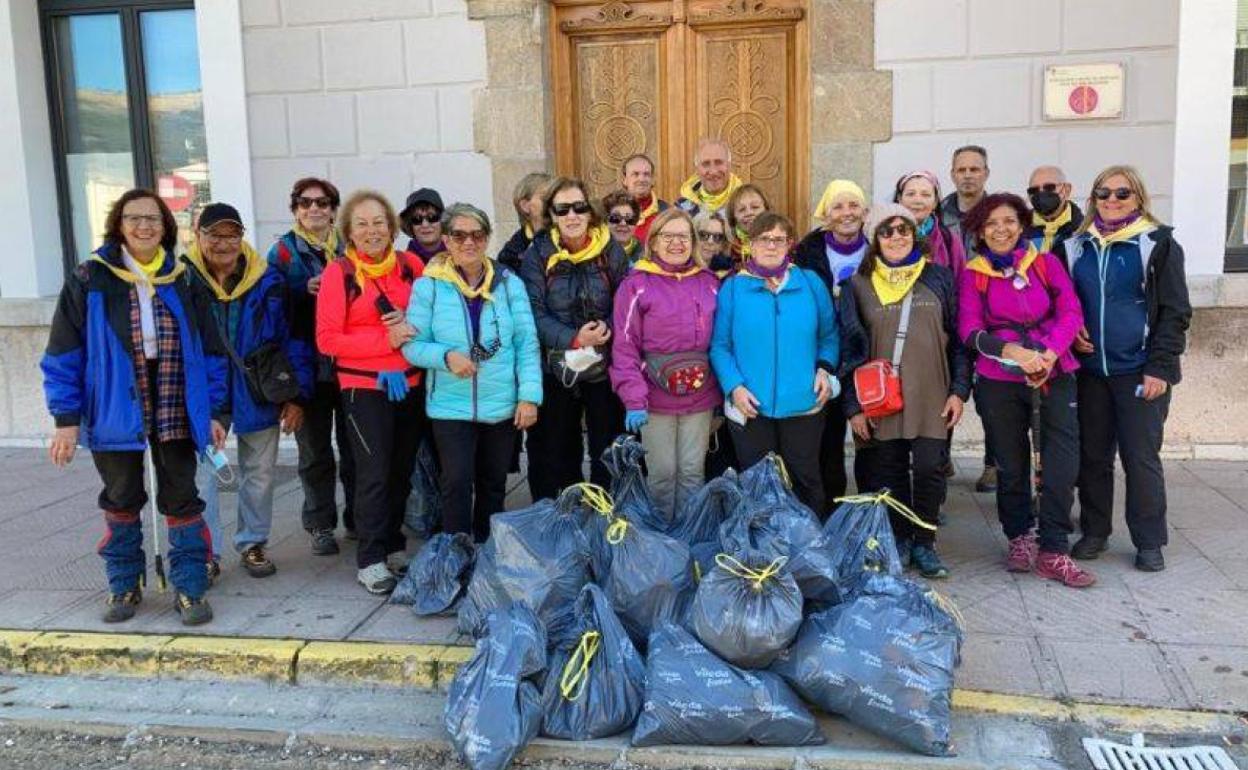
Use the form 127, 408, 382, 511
610, 209, 722, 517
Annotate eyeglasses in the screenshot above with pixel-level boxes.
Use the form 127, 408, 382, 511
1093, 187, 1134, 201
122, 214, 162, 227
203, 230, 243, 243
607, 213, 638, 226
408, 213, 441, 226
1025, 183, 1059, 196
551, 201, 592, 217
448, 229, 488, 245
876, 223, 914, 238
698, 231, 726, 243
751, 235, 790, 248
657, 233, 692, 245
296, 196, 333, 210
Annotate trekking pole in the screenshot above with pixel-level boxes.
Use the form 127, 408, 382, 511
146, 448, 168, 592
1030, 384, 1045, 519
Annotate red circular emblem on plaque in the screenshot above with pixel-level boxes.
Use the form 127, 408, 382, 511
1068, 85, 1099, 115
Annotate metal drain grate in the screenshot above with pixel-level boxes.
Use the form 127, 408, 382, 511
1083, 734, 1240, 770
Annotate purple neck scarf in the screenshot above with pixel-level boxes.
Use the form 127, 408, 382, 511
744, 255, 791, 280
1093, 210, 1142, 236
408, 238, 445, 261
824, 231, 866, 255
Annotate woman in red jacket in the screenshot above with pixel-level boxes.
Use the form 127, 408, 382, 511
316, 190, 425, 595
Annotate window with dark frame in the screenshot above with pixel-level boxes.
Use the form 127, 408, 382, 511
1226, 2, 1248, 272
40, 0, 210, 276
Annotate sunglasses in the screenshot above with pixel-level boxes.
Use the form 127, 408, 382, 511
876, 223, 914, 238
469, 311, 503, 363
408, 213, 441, 226
551, 201, 592, 217
447, 229, 488, 245
607, 213, 638, 226
697, 231, 726, 243
1026, 183, 1060, 196
296, 196, 333, 210
1093, 187, 1134, 201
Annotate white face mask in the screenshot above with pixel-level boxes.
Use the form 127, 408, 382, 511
563, 347, 604, 372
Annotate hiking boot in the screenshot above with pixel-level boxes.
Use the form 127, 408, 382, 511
310, 528, 339, 556
975, 465, 998, 493
1071, 535, 1108, 561
910, 543, 950, 579
1135, 548, 1165, 572
175, 593, 214, 625
358, 562, 397, 595
386, 551, 410, 576
1034, 552, 1096, 588
1006, 532, 1038, 572
102, 587, 142, 623
206, 559, 221, 586
241, 545, 277, 578
896, 538, 913, 569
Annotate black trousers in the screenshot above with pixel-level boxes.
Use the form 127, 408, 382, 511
972, 383, 998, 468
704, 420, 740, 479
975, 375, 1079, 554
432, 418, 517, 543
341, 386, 425, 568
92, 438, 203, 518
295, 380, 356, 533
822, 398, 877, 504
1077, 372, 1171, 550
872, 437, 947, 545
729, 411, 827, 516
526, 375, 623, 501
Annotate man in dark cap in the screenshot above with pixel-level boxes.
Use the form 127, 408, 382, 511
399, 188, 447, 261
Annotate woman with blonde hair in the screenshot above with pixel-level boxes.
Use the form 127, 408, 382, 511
1064, 165, 1191, 572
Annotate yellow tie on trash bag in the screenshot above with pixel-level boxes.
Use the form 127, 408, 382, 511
926, 589, 966, 632
559, 630, 602, 701
567, 482, 614, 516
714, 553, 788, 593
832, 490, 938, 532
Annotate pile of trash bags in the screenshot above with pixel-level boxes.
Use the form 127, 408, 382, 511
443, 436, 963, 770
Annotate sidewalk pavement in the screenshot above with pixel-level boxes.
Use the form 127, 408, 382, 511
1, 446, 1245, 713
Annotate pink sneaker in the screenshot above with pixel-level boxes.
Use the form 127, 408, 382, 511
1005, 532, 1038, 572
1034, 551, 1096, 588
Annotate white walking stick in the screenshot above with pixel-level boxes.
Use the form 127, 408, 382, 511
146, 448, 168, 592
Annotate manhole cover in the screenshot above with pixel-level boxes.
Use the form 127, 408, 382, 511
1083, 734, 1240, 770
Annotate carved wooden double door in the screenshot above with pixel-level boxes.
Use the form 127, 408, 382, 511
550, 0, 809, 221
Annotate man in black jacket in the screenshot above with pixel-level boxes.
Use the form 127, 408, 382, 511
1025, 165, 1083, 270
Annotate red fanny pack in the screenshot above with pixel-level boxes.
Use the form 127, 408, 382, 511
645, 351, 711, 396
854, 292, 913, 419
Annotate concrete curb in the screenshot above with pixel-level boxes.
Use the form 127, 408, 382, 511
0, 629, 1240, 737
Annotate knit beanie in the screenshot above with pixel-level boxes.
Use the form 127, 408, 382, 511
864, 202, 918, 238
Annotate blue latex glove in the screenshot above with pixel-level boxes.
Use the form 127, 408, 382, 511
377, 371, 409, 402
624, 409, 649, 433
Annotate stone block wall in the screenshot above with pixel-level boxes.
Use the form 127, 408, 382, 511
239, 0, 493, 250
873, 0, 1179, 218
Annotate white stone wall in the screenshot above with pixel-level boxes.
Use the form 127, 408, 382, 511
873, 0, 1179, 220
239, 0, 492, 250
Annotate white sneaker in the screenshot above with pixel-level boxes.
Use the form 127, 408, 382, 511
357, 562, 397, 595
386, 550, 410, 576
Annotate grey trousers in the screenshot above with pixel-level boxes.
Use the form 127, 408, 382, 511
197, 425, 280, 557
640, 410, 713, 519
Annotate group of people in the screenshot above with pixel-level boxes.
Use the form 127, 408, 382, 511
41, 137, 1192, 626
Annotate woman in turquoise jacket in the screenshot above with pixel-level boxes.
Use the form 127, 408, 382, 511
402, 203, 542, 541
710, 212, 840, 515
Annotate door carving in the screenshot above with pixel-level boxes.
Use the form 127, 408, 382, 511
550, 0, 809, 220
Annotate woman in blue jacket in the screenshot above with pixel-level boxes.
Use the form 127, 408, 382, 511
1065, 166, 1192, 572
710, 212, 840, 515
41, 189, 229, 626
403, 203, 542, 542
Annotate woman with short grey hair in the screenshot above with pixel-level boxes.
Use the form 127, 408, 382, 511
402, 203, 543, 542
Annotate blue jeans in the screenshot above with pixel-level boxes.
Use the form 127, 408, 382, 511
197, 426, 280, 557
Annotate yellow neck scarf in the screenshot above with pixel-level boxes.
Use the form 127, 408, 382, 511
294, 224, 339, 255
965, 242, 1043, 283
93, 247, 183, 297
1089, 216, 1154, 246
523, 223, 534, 240
637, 194, 660, 223
423, 255, 495, 301
185, 240, 269, 302
632, 257, 704, 280
679, 174, 744, 212
547, 225, 611, 273
345, 245, 398, 287
871, 257, 927, 306
733, 225, 752, 259
1032, 204, 1072, 254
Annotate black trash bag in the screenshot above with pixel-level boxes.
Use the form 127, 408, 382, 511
771, 572, 964, 757
593, 514, 695, 651
632, 621, 824, 748
671, 473, 742, 578
820, 491, 911, 598
403, 437, 441, 540
390, 533, 476, 615
719, 499, 841, 611
689, 552, 803, 669
602, 435, 671, 534
445, 603, 547, 770
457, 486, 594, 639
738, 452, 809, 511
541, 584, 645, 740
